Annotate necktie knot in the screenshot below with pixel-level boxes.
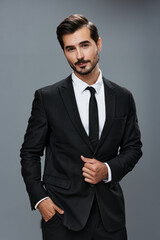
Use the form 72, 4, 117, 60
86, 86, 96, 96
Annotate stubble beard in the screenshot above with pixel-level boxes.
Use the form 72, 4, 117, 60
69, 51, 100, 76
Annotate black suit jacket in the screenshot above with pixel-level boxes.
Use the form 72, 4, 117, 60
20, 75, 142, 232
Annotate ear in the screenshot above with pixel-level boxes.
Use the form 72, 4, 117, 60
97, 37, 102, 53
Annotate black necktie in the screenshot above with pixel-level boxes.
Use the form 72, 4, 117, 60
86, 87, 99, 149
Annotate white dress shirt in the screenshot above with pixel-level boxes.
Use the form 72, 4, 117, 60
35, 70, 112, 209
72, 70, 105, 138
72, 70, 111, 184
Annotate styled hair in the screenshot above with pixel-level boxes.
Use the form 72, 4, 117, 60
56, 14, 99, 49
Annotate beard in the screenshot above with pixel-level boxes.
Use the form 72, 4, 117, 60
68, 50, 100, 76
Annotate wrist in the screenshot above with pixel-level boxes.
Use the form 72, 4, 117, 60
36, 197, 49, 209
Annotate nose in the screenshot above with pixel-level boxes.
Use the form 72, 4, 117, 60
76, 48, 84, 60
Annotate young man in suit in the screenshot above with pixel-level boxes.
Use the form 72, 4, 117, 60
20, 14, 142, 240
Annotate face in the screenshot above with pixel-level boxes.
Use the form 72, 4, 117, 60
62, 27, 102, 77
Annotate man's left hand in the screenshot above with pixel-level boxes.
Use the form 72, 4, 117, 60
81, 155, 108, 184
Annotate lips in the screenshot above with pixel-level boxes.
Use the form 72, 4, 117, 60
75, 60, 90, 68
78, 63, 87, 67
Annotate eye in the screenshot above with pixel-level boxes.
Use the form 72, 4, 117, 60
82, 43, 89, 48
67, 47, 75, 52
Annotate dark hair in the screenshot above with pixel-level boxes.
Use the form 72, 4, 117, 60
56, 14, 99, 49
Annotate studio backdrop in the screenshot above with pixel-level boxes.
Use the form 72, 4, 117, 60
0, 0, 159, 239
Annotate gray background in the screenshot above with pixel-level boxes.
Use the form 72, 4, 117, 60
0, 0, 159, 239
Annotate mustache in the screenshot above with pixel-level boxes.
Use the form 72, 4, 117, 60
75, 60, 90, 65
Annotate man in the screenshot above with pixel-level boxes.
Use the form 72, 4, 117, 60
20, 14, 142, 240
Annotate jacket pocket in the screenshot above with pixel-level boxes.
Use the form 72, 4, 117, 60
43, 175, 71, 189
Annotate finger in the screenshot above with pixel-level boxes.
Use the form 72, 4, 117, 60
82, 171, 95, 180
81, 155, 94, 163
83, 163, 96, 172
84, 177, 95, 184
53, 203, 64, 214
44, 198, 64, 215
82, 167, 95, 177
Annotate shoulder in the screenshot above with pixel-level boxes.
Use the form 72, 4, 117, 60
36, 75, 72, 96
103, 77, 132, 97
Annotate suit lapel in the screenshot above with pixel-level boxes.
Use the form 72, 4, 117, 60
58, 75, 116, 155
59, 75, 93, 152
94, 78, 116, 154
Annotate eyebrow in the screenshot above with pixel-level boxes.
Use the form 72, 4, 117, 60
65, 40, 91, 50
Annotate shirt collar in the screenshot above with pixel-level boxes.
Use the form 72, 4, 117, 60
72, 70, 103, 94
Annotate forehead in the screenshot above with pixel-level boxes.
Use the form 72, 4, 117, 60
62, 26, 93, 47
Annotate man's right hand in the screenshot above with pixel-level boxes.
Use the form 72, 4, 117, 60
38, 197, 64, 222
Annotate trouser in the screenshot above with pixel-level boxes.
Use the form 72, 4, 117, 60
41, 199, 127, 240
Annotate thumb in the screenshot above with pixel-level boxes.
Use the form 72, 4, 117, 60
81, 155, 93, 163
81, 155, 86, 162
53, 203, 64, 215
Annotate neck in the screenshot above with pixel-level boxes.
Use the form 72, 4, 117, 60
74, 65, 100, 85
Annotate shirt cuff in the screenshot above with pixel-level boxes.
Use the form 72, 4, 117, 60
103, 162, 112, 183
35, 197, 49, 209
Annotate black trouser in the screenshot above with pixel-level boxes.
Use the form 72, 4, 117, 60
41, 199, 127, 240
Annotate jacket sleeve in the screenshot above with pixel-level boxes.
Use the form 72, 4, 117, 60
20, 90, 48, 210
107, 92, 142, 183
